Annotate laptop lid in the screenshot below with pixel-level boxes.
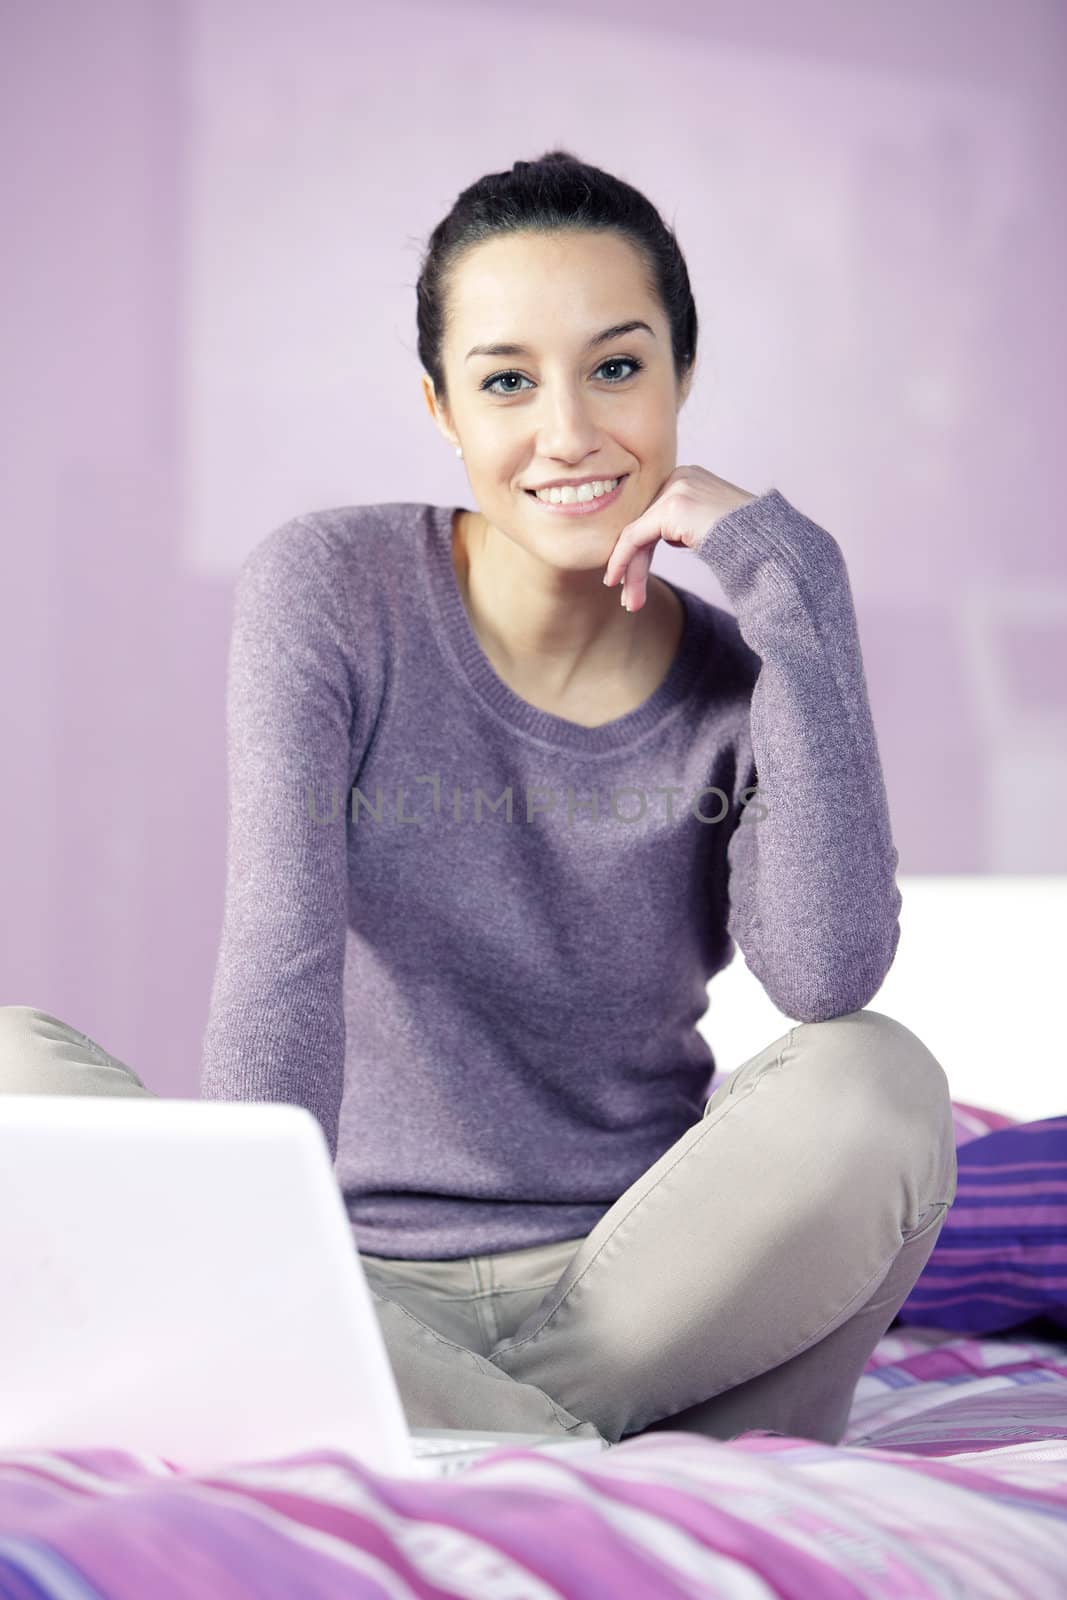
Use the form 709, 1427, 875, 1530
0, 1096, 422, 1476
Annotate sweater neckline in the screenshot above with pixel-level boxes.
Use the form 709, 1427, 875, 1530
422, 502, 703, 752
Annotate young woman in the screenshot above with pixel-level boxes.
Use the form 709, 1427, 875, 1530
0, 150, 956, 1449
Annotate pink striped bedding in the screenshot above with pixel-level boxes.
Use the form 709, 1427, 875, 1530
3, 1096, 1066, 1599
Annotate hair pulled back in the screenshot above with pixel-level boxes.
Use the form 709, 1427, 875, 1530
416, 149, 698, 415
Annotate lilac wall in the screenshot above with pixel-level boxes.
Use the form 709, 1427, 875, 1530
2, 0, 1063, 1096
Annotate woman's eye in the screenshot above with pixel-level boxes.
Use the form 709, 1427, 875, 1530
479, 356, 645, 395
481, 371, 531, 395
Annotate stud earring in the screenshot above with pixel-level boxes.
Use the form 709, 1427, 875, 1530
455, 446, 463, 458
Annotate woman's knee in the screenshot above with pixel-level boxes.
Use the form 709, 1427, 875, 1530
0, 1005, 59, 1079
0, 1003, 98, 1058
793, 1007, 956, 1203
0, 1004, 151, 1096
794, 1008, 950, 1108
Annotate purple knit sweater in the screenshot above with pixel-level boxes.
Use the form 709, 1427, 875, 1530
199, 489, 901, 1259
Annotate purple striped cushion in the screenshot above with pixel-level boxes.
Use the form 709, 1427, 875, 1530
951, 1097, 1018, 1147
896, 1106, 1067, 1336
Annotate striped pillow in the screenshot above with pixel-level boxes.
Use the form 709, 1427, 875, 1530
895, 1103, 1067, 1335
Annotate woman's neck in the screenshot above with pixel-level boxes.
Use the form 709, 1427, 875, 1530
452, 509, 677, 699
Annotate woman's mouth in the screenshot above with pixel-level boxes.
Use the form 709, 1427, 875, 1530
524, 475, 628, 517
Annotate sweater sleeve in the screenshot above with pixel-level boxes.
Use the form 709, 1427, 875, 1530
199, 518, 354, 1162
693, 487, 902, 1021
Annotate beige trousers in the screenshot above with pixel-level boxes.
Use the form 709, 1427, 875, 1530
0, 1004, 957, 1448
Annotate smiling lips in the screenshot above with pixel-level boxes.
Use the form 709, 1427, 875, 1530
525, 475, 628, 515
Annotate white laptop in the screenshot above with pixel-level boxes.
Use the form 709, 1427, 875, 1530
0, 1097, 610, 1479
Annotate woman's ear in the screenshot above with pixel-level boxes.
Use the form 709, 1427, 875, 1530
422, 374, 460, 452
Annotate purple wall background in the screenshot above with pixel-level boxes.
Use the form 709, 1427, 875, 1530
2, 0, 1064, 1098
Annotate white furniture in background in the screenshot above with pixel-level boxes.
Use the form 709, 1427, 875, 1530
699, 875, 1066, 1124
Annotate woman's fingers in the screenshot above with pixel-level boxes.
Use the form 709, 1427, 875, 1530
620, 544, 655, 612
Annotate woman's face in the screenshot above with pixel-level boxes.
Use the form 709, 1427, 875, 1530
426, 229, 690, 573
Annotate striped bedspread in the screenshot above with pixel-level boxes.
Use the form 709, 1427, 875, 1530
4, 1097, 1065, 1598
1, 1322, 1066, 1599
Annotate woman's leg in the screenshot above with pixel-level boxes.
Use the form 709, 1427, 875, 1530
0, 1005, 607, 1444
361, 1238, 581, 1357
0, 1005, 154, 1096
360, 1239, 606, 1439
487, 1008, 958, 1446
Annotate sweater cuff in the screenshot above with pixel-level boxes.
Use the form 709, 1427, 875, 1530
690, 487, 847, 612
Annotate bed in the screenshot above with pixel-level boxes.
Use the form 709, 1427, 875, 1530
3, 1090, 1067, 1600
5, 876, 1066, 1597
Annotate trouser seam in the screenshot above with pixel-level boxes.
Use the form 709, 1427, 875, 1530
379, 1293, 585, 1433
470, 1255, 499, 1350
364, 1283, 558, 1302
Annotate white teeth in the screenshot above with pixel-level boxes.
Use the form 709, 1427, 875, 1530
534, 477, 621, 505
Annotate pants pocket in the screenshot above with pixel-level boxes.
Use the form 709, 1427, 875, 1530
902, 1200, 950, 1243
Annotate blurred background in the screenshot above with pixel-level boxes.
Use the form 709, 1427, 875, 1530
2, 0, 1064, 1106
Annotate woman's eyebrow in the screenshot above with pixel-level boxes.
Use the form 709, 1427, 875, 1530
464, 320, 656, 361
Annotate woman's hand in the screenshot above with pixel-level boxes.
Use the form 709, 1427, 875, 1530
603, 466, 759, 611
